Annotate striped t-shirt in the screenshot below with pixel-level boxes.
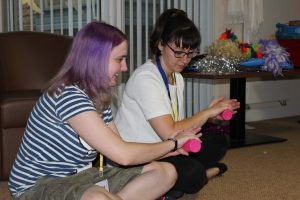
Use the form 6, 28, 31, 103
8, 85, 113, 197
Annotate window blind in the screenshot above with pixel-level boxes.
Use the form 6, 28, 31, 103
3, 0, 214, 116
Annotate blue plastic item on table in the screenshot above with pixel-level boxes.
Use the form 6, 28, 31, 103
240, 58, 264, 67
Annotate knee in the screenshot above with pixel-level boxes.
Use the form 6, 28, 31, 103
162, 162, 177, 185
81, 192, 110, 200
81, 186, 114, 200
151, 161, 177, 186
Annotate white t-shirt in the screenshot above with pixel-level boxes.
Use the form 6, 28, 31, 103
115, 60, 185, 143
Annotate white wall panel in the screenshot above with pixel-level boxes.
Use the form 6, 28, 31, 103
213, 0, 300, 122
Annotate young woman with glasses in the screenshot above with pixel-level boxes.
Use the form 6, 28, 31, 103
115, 9, 240, 199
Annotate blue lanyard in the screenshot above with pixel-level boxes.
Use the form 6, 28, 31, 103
156, 56, 171, 99
156, 56, 179, 121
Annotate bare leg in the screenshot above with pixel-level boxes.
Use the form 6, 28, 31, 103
206, 167, 220, 179
118, 161, 177, 200
206, 163, 227, 179
81, 186, 122, 200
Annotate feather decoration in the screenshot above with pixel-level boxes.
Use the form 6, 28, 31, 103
259, 39, 290, 76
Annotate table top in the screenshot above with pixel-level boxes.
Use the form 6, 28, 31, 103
182, 68, 300, 79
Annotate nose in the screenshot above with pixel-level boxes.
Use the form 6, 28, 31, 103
121, 62, 128, 72
181, 54, 191, 64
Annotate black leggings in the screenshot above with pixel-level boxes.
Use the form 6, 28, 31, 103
160, 132, 228, 194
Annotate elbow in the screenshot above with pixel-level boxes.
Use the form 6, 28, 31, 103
115, 156, 135, 166
107, 142, 139, 166
110, 147, 137, 166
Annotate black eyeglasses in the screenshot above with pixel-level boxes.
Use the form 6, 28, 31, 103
166, 43, 199, 58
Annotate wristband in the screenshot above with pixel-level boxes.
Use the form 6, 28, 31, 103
166, 138, 177, 152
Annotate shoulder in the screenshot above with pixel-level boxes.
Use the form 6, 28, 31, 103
55, 85, 92, 103
59, 85, 88, 97
54, 85, 96, 120
134, 60, 157, 75
125, 61, 165, 97
130, 60, 161, 82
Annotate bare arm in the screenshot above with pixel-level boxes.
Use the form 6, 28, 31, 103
107, 121, 120, 136
149, 97, 240, 140
68, 111, 200, 166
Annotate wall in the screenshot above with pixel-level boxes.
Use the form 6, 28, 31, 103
0, 1, 3, 32
213, 0, 300, 122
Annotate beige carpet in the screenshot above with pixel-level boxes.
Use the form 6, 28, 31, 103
183, 115, 300, 200
1, 116, 300, 200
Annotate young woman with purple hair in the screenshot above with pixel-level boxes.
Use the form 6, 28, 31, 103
8, 21, 200, 200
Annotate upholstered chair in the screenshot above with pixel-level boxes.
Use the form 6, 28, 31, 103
0, 31, 72, 180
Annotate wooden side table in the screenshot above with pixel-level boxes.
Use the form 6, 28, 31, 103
182, 69, 300, 148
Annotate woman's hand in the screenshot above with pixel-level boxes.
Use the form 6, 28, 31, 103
207, 97, 240, 119
169, 126, 202, 156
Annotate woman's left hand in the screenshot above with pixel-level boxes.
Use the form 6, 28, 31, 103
163, 126, 202, 157
209, 97, 240, 120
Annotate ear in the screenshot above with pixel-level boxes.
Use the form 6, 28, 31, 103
158, 41, 164, 51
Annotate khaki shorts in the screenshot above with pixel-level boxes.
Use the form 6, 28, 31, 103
15, 166, 143, 200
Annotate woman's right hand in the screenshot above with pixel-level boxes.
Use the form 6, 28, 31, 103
172, 126, 202, 156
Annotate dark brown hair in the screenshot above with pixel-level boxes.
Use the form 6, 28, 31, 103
150, 8, 201, 56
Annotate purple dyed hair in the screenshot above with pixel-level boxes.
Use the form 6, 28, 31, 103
48, 21, 127, 110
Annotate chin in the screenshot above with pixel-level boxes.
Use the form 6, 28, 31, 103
109, 82, 118, 87
176, 68, 184, 73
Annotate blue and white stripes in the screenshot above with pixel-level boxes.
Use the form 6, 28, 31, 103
8, 85, 113, 197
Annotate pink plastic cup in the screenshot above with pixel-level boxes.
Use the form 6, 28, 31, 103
220, 109, 233, 120
182, 139, 201, 153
